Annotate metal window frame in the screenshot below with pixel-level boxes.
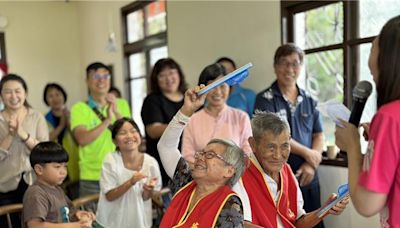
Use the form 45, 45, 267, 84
0, 32, 6, 64
281, 0, 377, 166
121, 0, 168, 105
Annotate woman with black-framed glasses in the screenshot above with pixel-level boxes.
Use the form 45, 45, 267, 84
157, 85, 247, 228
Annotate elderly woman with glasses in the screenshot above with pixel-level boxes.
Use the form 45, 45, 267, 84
157, 85, 247, 227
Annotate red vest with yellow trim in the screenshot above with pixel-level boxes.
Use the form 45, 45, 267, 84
160, 181, 237, 228
241, 159, 298, 228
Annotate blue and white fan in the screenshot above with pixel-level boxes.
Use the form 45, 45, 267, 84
197, 63, 253, 96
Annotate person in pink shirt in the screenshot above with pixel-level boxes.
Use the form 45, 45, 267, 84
182, 63, 252, 162
335, 15, 400, 228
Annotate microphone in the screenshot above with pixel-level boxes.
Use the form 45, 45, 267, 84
339, 80, 373, 158
348, 80, 373, 127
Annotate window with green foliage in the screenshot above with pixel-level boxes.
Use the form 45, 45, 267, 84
281, 0, 400, 166
0, 32, 6, 64
122, 0, 168, 134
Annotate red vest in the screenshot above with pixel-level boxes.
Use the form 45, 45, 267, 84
241, 159, 298, 228
160, 181, 237, 228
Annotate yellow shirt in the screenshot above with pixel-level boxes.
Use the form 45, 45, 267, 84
70, 98, 131, 181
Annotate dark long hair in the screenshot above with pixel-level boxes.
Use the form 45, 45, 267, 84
111, 117, 142, 151
150, 58, 188, 94
216, 57, 237, 69
0, 74, 31, 108
376, 15, 400, 108
43, 83, 67, 106
198, 63, 226, 86
111, 117, 141, 140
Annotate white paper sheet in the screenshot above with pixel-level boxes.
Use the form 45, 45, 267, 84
317, 99, 351, 127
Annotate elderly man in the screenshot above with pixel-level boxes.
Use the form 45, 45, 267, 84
254, 43, 325, 227
234, 112, 348, 228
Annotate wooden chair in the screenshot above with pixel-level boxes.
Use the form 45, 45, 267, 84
152, 187, 171, 209
71, 194, 100, 211
0, 203, 23, 228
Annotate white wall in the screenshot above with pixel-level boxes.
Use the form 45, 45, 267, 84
0, 2, 383, 227
76, 1, 130, 98
319, 165, 380, 228
0, 1, 131, 113
1, 1, 280, 110
167, 1, 280, 92
0, 2, 82, 113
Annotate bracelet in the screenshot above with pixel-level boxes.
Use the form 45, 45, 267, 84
22, 133, 30, 142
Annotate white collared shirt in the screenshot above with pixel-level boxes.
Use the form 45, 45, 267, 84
232, 158, 306, 227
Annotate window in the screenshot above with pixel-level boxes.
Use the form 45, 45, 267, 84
0, 32, 7, 77
281, 0, 400, 166
122, 0, 168, 134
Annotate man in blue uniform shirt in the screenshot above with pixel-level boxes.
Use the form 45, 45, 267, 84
254, 43, 325, 228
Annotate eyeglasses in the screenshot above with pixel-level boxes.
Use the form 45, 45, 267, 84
195, 150, 230, 165
92, 74, 111, 80
277, 60, 301, 69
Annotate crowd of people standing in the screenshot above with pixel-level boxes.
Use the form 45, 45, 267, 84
1, 14, 399, 228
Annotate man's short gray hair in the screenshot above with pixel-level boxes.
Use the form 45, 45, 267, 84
251, 112, 291, 142
207, 138, 247, 187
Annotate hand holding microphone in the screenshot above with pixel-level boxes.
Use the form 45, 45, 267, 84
347, 81, 373, 127
335, 81, 373, 155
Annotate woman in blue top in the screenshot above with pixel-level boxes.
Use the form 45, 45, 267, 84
43, 83, 79, 198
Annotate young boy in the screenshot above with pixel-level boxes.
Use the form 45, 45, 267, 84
23, 141, 95, 228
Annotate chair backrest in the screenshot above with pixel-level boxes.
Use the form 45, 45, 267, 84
0, 203, 23, 228
71, 194, 100, 210
152, 188, 171, 227
152, 187, 171, 208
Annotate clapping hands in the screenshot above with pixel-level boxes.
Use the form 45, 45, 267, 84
8, 114, 29, 141
143, 177, 158, 192
106, 93, 121, 121
8, 115, 18, 136
129, 172, 146, 186
76, 210, 96, 228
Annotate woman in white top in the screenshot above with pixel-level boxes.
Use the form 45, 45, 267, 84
96, 118, 162, 228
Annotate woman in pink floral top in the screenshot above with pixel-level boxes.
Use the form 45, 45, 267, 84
182, 63, 252, 163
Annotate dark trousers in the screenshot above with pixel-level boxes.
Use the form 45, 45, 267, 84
0, 178, 28, 228
79, 180, 100, 212
301, 182, 325, 228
